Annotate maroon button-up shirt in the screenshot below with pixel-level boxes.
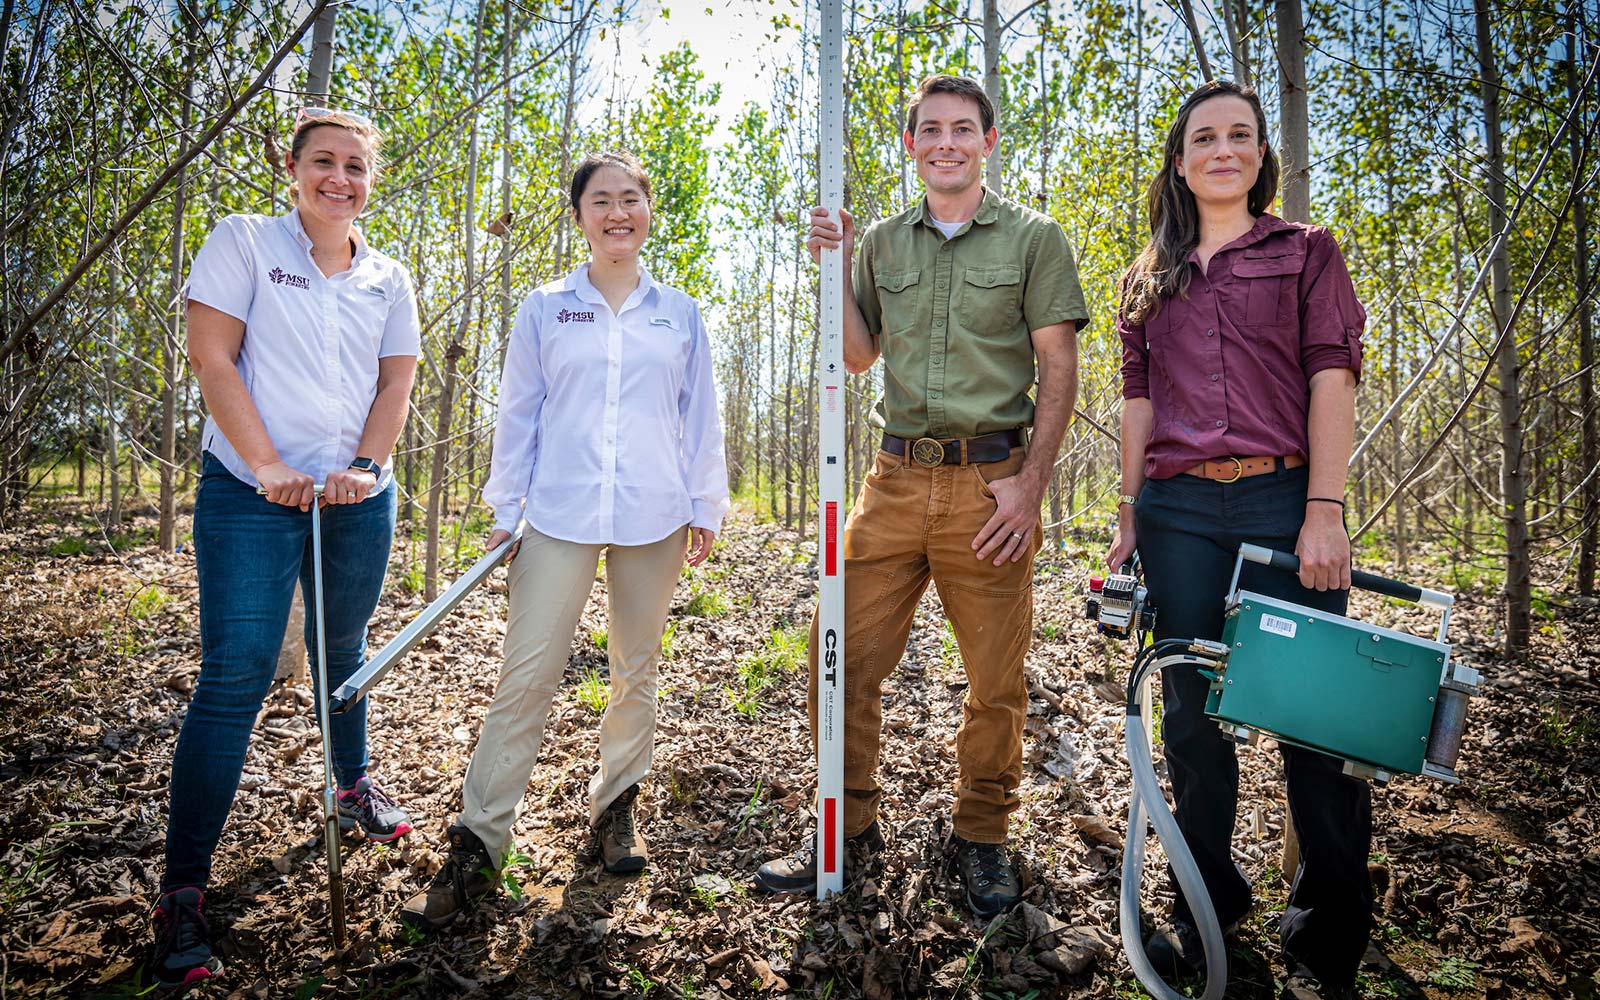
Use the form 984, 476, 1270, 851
1118, 214, 1366, 480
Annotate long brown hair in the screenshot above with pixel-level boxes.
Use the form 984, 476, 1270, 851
1121, 80, 1279, 325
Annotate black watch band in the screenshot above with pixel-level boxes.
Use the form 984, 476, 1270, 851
348, 456, 379, 475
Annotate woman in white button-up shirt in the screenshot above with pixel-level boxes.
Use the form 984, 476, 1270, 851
150, 109, 419, 990
402, 151, 729, 933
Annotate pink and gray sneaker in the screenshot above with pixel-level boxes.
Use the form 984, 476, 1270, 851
336, 776, 412, 842
149, 887, 222, 993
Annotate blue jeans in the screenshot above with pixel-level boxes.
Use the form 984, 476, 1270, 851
162, 453, 396, 891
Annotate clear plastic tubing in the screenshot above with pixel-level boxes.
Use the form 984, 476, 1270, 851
1120, 659, 1227, 1000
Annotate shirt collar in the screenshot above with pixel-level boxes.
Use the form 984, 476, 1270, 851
904, 187, 1001, 231
280, 207, 370, 266
568, 262, 657, 311
1186, 212, 1295, 264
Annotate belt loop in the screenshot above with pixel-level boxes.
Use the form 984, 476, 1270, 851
1275, 456, 1288, 481
960, 439, 969, 465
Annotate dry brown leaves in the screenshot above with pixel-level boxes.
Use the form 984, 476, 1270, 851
1, 500, 1596, 998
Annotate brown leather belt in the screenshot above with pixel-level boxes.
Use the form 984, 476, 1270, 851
882, 428, 1025, 467
1183, 454, 1305, 482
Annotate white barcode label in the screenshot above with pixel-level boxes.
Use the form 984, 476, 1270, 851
1259, 614, 1298, 639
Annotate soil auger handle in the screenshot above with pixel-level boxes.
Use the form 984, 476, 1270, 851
1238, 543, 1454, 610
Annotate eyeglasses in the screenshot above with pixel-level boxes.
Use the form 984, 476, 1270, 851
293, 106, 375, 133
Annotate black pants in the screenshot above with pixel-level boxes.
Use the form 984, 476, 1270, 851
1135, 466, 1373, 988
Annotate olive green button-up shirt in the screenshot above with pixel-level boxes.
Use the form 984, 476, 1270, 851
854, 188, 1089, 440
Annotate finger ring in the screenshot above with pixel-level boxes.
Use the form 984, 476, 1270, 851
1010, 530, 1023, 539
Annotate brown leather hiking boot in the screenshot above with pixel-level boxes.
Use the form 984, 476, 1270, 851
754, 820, 885, 893
595, 784, 648, 873
400, 824, 497, 933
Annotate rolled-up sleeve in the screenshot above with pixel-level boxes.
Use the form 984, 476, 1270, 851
1117, 294, 1150, 399
1298, 229, 1366, 382
679, 300, 730, 533
483, 296, 546, 534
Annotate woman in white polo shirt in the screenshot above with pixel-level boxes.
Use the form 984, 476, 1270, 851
401, 150, 728, 932
149, 109, 419, 991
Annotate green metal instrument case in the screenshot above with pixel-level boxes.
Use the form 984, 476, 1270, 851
1207, 592, 1453, 780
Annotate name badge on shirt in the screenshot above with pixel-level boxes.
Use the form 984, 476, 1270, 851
649, 316, 678, 330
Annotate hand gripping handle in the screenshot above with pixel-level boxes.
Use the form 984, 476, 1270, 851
1237, 543, 1454, 609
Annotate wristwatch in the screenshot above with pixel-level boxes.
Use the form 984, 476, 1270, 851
348, 456, 379, 475
1118, 494, 1138, 507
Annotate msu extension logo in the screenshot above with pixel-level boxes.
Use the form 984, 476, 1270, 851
268, 267, 311, 290
556, 308, 595, 324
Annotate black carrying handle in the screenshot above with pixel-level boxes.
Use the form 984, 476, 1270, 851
1237, 543, 1453, 609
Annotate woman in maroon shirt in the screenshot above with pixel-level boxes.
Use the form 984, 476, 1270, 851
1109, 80, 1368, 1000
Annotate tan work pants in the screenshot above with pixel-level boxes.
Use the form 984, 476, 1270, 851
807, 447, 1040, 844
459, 523, 685, 861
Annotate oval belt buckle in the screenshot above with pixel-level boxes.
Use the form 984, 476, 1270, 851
911, 437, 945, 468
1218, 457, 1245, 484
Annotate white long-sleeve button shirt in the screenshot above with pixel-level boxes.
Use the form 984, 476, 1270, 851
484, 264, 730, 544
184, 209, 421, 492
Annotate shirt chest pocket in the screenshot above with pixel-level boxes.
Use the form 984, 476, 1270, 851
1231, 245, 1305, 325
960, 264, 1022, 336
873, 269, 921, 334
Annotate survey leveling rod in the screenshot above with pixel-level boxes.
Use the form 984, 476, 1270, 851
815, 0, 846, 901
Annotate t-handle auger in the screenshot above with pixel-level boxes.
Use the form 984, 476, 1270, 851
258, 484, 346, 948
814, 0, 846, 900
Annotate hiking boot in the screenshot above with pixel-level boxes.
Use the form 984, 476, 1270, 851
952, 836, 1020, 919
594, 784, 649, 874
1144, 916, 1239, 978
337, 776, 413, 842
754, 820, 884, 893
399, 824, 498, 933
1280, 973, 1354, 1000
148, 887, 222, 993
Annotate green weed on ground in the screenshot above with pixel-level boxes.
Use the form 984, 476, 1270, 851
727, 624, 806, 718
576, 667, 609, 714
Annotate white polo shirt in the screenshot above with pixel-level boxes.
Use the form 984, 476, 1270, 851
185, 209, 421, 492
483, 264, 730, 545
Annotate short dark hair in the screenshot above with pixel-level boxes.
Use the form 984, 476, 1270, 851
905, 74, 995, 135
569, 151, 653, 218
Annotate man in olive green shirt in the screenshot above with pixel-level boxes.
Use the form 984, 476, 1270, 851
756, 74, 1089, 918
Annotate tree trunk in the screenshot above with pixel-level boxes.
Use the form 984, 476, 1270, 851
104, 343, 121, 530
1571, 23, 1596, 596
1274, 0, 1310, 223
1218, 0, 1250, 85
160, 6, 198, 553
1178, 0, 1213, 81
425, 0, 490, 601
983, 0, 1002, 193
1381, 6, 1404, 572
305, 7, 336, 102
273, 1, 341, 692
554, 18, 583, 273
1477, 0, 1530, 656
1274, 0, 1311, 884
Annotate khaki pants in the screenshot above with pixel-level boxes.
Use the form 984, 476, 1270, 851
807, 447, 1040, 844
459, 523, 685, 861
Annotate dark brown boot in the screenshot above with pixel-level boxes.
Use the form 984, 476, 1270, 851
595, 784, 648, 874
400, 825, 497, 934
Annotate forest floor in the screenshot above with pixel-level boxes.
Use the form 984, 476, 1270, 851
2, 496, 1597, 1000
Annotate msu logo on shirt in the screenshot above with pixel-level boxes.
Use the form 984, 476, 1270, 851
268, 266, 310, 290
556, 308, 595, 324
